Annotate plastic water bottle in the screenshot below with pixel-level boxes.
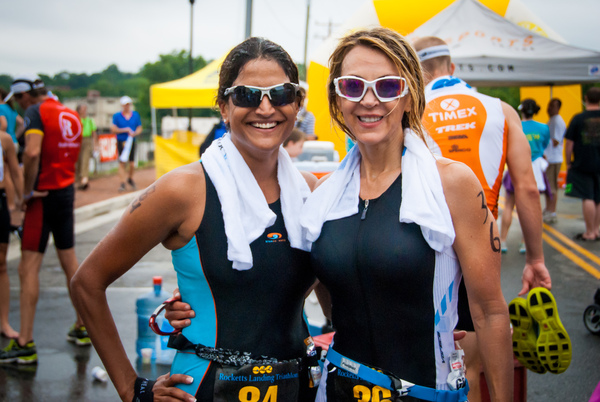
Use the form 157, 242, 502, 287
136, 276, 176, 365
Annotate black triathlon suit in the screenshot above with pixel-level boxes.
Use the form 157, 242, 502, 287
310, 173, 438, 399
170, 167, 317, 401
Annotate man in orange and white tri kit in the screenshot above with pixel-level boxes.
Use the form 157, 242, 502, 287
414, 37, 552, 401
0, 75, 87, 366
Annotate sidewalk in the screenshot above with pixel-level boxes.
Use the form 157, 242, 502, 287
74, 166, 158, 210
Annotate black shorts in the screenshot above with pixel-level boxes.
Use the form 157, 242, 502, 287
565, 168, 600, 203
22, 185, 75, 253
117, 138, 137, 162
0, 190, 10, 244
456, 279, 474, 332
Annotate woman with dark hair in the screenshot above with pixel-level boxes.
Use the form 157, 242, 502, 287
0, 87, 24, 144
500, 99, 550, 253
70, 37, 318, 402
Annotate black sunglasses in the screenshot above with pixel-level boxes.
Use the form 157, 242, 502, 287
224, 83, 299, 108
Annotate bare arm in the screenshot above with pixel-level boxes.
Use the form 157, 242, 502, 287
70, 164, 205, 401
439, 159, 512, 402
564, 139, 574, 170
502, 102, 551, 294
1, 132, 23, 202
0, 116, 6, 132
111, 123, 132, 135
22, 132, 42, 197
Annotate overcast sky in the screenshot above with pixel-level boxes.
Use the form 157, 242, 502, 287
2, 0, 599, 77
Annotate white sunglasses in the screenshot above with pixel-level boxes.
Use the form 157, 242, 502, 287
334, 76, 409, 102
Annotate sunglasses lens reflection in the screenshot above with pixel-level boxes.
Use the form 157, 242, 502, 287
231, 84, 297, 108
376, 79, 403, 98
338, 79, 365, 99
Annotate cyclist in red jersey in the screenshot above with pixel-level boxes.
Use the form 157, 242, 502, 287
0, 75, 87, 365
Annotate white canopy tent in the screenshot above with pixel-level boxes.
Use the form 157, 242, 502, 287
407, 0, 600, 87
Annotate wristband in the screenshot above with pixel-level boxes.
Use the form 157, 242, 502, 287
23, 191, 34, 202
132, 377, 156, 402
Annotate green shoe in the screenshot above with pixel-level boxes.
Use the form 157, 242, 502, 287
0, 339, 38, 364
67, 324, 92, 346
527, 287, 572, 374
509, 297, 546, 374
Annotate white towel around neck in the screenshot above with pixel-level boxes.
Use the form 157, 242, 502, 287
300, 129, 455, 253
201, 134, 311, 270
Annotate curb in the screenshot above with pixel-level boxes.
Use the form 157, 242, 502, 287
74, 190, 143, 223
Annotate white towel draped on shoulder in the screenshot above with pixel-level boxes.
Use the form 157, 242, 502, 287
201, 134, 311, 270
300, 129, 455, 253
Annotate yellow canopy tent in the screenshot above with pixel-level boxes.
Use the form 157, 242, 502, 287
149, 53, 227, 177
150, 53, 226, 110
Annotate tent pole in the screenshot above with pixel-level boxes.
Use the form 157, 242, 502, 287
245, 0, 253, 38
151, 108, 158, 136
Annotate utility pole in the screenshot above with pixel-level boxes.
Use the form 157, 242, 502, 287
188, 0, 196, 131
245, 0, 253, 39
303, 0, 311, 79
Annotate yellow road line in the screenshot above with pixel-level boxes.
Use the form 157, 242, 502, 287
543, 223, 600, 267
498, 196, 600, 279
542, 233, 600, 279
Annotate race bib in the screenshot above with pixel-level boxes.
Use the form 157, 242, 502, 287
326, 363, 400, 402
214, 361, 300, 402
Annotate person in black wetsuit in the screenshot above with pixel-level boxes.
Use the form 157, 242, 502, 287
303, 28, 511, 402
70, 37, 319, 402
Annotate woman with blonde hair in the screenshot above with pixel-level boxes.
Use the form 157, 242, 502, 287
301, 27, 512, 401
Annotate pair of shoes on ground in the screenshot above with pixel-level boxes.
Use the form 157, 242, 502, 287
119, 178, 137, 192
501, 242, 526, 254
0, 324, 91, 365
573, 233, 600, 242
509, 287, 572, 374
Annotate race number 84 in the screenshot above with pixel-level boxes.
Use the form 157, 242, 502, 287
238, 385, 278, 402
353, 385, 393, 402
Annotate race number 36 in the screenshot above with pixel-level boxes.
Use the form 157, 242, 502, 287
239, 385, 278, 402
353, 385, 392, 402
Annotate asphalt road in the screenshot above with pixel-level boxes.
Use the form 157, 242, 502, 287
1, 188, 599, 401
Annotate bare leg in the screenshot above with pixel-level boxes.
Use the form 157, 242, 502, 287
0, 243, 18, 338
500, 191, 516, 243
56, 247, 84, 327
128, 161, 135, 181
17, 250, 45, 345
581, 200, 598, 240
462, 332, 482, 402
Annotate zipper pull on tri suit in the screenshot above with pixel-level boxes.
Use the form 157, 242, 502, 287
361, 199, 370, 220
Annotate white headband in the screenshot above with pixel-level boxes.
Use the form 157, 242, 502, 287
417, 45, 451, 62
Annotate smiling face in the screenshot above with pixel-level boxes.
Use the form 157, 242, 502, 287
337, 46, 411, 148
219, 58, 299, 160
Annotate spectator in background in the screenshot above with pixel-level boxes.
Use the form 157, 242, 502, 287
0, 87, 25, 230
564, 87, 600, 241
500, 99, 550, 253
0, 128, 24, 340
0, 74, 85, 365
198, 117, 227, 156
295, 86, 317, 140
0, 88, 24, 144
283, 128, 305, 160
111, 96, 142, 192
75, 104, 97, 190
543, 98, 566, 224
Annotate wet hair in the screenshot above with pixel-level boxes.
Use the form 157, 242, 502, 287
586, 87, 600, 104
518, 98, 540, 119
217, 37, 302, 107
327, 27, 427, 142
283, 128, 306, 147
412, 36, 453, 83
